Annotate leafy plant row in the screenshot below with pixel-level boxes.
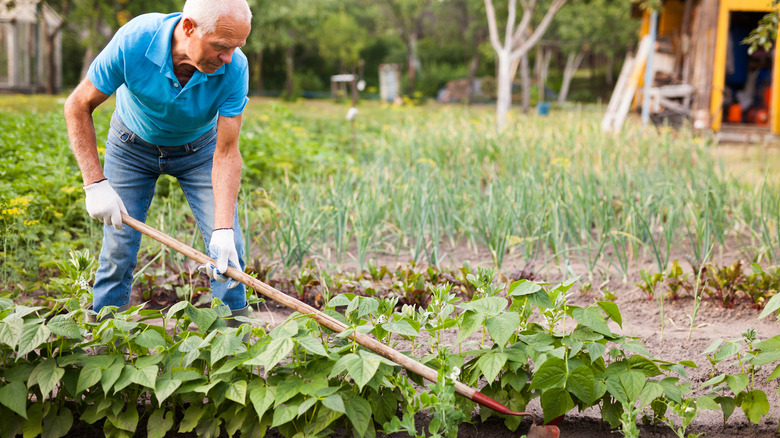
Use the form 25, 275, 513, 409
2, 251, 780, 437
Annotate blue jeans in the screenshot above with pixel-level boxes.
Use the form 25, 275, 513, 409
92, 113, 246, 312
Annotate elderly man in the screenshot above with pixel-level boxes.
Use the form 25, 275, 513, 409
64, 0, 252, 324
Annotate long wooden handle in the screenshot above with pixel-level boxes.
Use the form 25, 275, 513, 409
121, 213, 538, 417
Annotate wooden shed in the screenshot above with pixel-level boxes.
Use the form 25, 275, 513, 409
0, 0, 63, 93
603, 0, 780, 141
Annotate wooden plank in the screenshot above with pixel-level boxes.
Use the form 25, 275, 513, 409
601, 51, 635, 132
611, 36, 653, 132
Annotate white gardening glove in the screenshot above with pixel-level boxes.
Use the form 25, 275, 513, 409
199, 228, 240, 288
83, 179, 128, 230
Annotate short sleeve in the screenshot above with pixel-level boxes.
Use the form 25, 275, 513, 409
218, 60, 249, 117
87, 28, 126, 96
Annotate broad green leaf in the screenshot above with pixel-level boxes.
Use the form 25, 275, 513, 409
252, 337, 293, 370
715, 396, 736, 423
226, 380, 248, 405
540, 388, 574, 424
620, 371, 645, 404
346, 353, 381, 390
322, 394, 346, 414
571, 307, 612, 336
727, 373, 749, 395
713, 341, 740, 362
186, 306, 217, 333
297, 397, 318, 417
46, 315, 81, 339
304, 406, 342, 436
326, 294, 353, 308
273, 377, 303, 406
165, 301, 190, 320
295, 336, 328, 356
456, 310, 485, 343
459, 297, 507, 316
767, 362, 780, 382
271, 404, 297, 428
586, 342, 606, 363
485, 312, 520, 348
178, 335, 208, 353
210, 334, 245, 366
249, 386, 276, 420
42, 406, 73, 438
344, 395, 372, 438
627, 355, 662, 377
131, 365, 158, 389
381, 320, 419, 338
758, 293, 780, 319
17, 322, 51, 357
109, 405, 139, 433
28, 358, 64, 400
77, 365, 103, 393
477, 350, 508, 383
135, 330, 165, 350
566, 366, 596, 404
357, 298, 379, 319
0, 314, 23, 349
659, 377, 686, 404
101, 361, 124, 393
330, 353, 360, 379
508, 280, 542, 296
178, 404, 203, 433
154, 374, 182, 406
527, 289, 555, 309
596, 301, 622, 328
622, 340, 653, 357
696, 395, 721, 411
0, 381, 27, 418
530, 357, 567, 391
737, 390, 769, 424
147, 409, 174, 438
639, 381, 664, 407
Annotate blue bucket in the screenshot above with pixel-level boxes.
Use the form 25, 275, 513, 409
537, 102, 551, 116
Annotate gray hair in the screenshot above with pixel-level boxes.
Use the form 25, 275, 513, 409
182, 0, 252, 36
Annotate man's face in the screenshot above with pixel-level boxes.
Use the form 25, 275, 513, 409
187, 17, 250, 73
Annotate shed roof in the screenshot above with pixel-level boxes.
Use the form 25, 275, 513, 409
0, 0, 44, 23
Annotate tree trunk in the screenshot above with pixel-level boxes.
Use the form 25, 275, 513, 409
284, 43, 294, 98
558, 51, 585, 104
407, 33, 418, 94
605, 54, 614, 86
466, 50, 480, 103
520, 54, 530, 113
496, 51, 512, 131
536, 47, 552, 102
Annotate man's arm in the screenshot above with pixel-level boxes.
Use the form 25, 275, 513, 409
213, 114, 243, 229
64, 78, 111, 186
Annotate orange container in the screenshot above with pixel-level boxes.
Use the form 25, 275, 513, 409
727, 103, 742, 123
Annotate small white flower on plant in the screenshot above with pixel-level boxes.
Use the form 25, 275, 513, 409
448, 366, 461, 380
346, 107, 358, 121
377, 314, 387, 324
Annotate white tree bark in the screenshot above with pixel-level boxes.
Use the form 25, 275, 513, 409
485, 0, 567, 131
558, 51, 586, 104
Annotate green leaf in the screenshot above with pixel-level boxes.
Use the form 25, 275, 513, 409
108, 405, 139, 433
42, 406, 73, 438
737, 390, 769, 424
226, 380, 248, 405
295, 336, 328, 356
0, 314, 24, 349
540, 387, 574, 424
508, 280, 542, 296
758, 293, 780, 319
639, 381, 664, 407
344, 395, 372, 438
571, 307, 612, 336
596, 301, 622, 328
135, 330, 165, 350
485, 312, 520, 348
101, 360, 124, 393
322, 394, 346, 414
566, 366, 596, 404
0, 381, 27, 418
250, 337, 293, 370
530, 357, 567, 391
46, 315, 82, 339
166, 301, 190, 320
77, 365, 103, 393
715, 396, 736, 423
586, 342, 606, 363
727, 373, 749, 394
210, 334, 245, 366
347, 352, 381, 390
186, 306, 217, 333
131, 365, 158, 389
477, 350, 508, 383
28, 358, 64, 400
178, 404, 203, 433
249, 386, 276, 420
696, 395, 721, 411
154, 374, 182, 406
304, 406, 342, 436
147, 409, 174, 438
456, 311, 485, 343
767, 362, 780, 382
459, 297, 507, 316
381, 320, 419, 338
17, 322, 51, 357
271, 404, 297, 428
607, 371, 645, 405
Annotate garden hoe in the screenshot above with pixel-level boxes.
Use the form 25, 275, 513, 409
121, 213, 561, 437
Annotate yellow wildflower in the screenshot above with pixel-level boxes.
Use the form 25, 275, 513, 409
258, 114, 270, 121
24, 220, 39, 226
2, 207, 20, 216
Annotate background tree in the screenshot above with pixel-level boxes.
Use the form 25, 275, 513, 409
485, 0, 567, 131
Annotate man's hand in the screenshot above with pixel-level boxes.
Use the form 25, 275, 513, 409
84, 179, 127, 230
199, 228, 240, 288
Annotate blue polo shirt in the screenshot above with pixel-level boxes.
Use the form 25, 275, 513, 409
87, 13, 249, 146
